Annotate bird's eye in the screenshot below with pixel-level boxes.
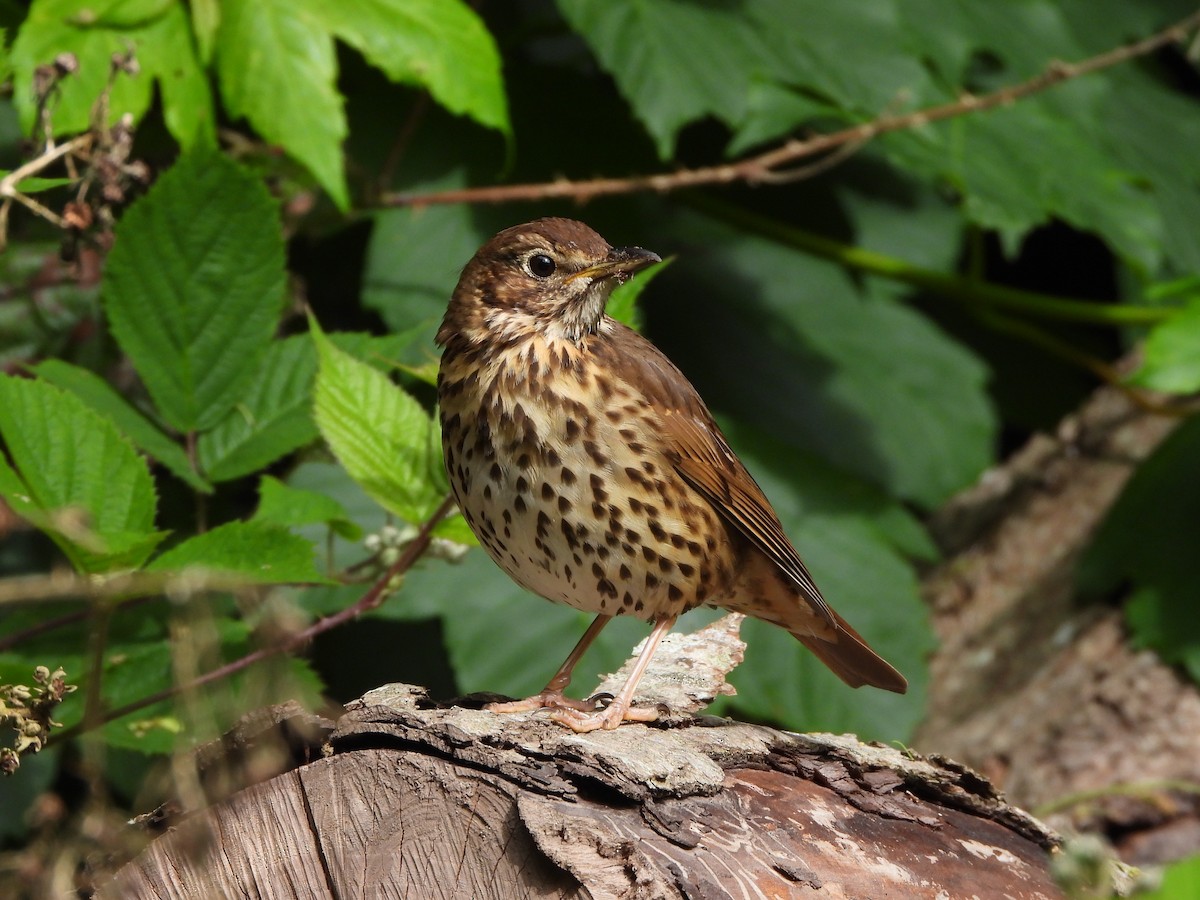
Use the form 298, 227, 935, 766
526, 253, 557, 278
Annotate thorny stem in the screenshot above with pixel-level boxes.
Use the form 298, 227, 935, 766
46, 494, 457, 747
381, 10, 1200, 209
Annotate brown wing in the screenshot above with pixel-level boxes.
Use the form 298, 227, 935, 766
596, 323, 907, 694
597, 322, 834, 628
662, 391, 909, 694
662, 409, 837, 630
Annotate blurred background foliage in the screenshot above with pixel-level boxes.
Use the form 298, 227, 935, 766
0, 0, 1198, 891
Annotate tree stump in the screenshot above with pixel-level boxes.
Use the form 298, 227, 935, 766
100, 681, 1063, 899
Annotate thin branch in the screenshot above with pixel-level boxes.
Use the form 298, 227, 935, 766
975, 309, 1200, 418
691, 196, 1176, 327
375, 93, 431, 201
0, 134, 92, 197
381, 10, 1200, 209
46, 494, 457, 746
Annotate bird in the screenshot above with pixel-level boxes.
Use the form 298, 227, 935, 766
436, 217, 906, 732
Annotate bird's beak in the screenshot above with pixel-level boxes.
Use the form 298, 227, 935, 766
570, 246, 662, 284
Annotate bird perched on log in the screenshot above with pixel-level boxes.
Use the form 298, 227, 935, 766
437, 218, 906, 732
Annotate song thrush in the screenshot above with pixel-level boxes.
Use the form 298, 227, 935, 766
437, 218, 906, 732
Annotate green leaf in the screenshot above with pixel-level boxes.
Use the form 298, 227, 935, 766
67, 0, 174, 28
0, 174, 73, 193
1125, 586, 1200, 684
11, 0, 214, 147
102, 149, 286, 434
1131, 299, 1200, 395
33, 359, 211, 492
944, 94, 1162, 270
308, 0, 510, 138
215, 0, 348, 208
197, 336, 318, 482
254, 475, 362, 541
0, 374, 162, 573
664, 208, 994, 507
606, 258, 671, 331
147, 521, 329, 584
556, 0, 767, 158
1140, 855, 1200, 900
195, 331, 417, 482
190, 0, 220, 63
97, 640, 178, 753
1079, 414, 1200, 684
311, 318, 447, 525
362, 202, 503, 353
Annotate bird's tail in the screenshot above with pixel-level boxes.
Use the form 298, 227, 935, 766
793, 605, 908, 694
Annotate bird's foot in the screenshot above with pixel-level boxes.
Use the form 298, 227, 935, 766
485, 691, 597, 715
548, 698, 660, 733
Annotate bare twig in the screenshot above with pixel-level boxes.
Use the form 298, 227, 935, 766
47, 494, 457, 746
382, 10, 1200, 209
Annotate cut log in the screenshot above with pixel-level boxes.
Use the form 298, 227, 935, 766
101, 682, 1064, 899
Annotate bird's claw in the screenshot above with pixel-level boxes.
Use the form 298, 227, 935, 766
485, 691, 597, 715
549, 699, 661, 733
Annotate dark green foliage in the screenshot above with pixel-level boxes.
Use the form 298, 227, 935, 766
0, 0, 1196, 859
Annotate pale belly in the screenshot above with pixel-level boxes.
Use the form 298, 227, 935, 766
440, 364, 734, 621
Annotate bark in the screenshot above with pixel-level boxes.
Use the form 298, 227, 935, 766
916, 380, 1199, 866
101, 683, 1062, 899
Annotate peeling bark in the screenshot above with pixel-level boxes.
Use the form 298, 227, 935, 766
916, 380, 1200, 865
102, 683, 1063, 899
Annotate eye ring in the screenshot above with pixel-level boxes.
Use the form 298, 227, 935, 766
525, 253, 557, 279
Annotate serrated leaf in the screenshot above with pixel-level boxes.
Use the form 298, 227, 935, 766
283, 461, 474, 580
308, 0, 509, 138
103, 149, 286, 434
147, 521, 328, 584
11, 0, 214, 147
196, 333, 415, 482
556, 0, 767, 159
254, 475, 362, 540
197, 336, 319, 482
33, 359, 210, 492
947, 96, 1162, 270
215, 0, 348, 207
0, 374, 163, 573
1131, 299, 1200, 395
311, 319, 446, 525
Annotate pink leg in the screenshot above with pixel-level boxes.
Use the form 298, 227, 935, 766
486, 614, 613, 715
551, 615, 677, 732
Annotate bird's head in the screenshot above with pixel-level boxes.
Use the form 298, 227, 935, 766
437, 218, 660, 348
